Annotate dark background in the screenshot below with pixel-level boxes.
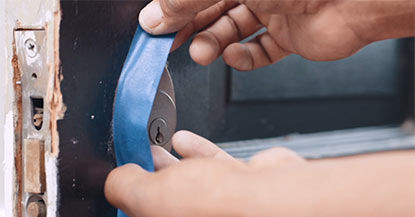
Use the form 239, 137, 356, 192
58, 1, 414, 216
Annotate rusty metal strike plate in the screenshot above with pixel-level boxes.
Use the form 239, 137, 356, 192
15, 30, 50, 139
14, 29, 49, 217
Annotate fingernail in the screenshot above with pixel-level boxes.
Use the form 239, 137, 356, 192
139, 1, 163, 30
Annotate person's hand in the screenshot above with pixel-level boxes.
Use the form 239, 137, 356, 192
138, 0, 414, 71
105, 131, 306, 217
105, 131, 415, 217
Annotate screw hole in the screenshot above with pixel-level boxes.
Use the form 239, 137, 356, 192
26, 195, 47, 217
32, 73, 37, 80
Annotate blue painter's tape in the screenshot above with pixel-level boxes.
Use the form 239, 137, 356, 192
113, 26, 175, 217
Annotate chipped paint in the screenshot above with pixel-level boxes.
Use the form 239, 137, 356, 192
49, 7, 65, 157
0, 1, 14, 216
1, 112, 14, 217
45, 154, 58, 216
11, 51, 23, 217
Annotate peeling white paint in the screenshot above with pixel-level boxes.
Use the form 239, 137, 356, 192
0, 0, 13, 215
1, 112, 14, 217
45, 154, 57, 217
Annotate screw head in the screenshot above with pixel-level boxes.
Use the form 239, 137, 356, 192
24, 39, 38, 58
149, 118, 168, 146
27, 201, 46, 217
33, 113, 43, 130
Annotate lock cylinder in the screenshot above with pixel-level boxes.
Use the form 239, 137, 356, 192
147, 67, 176, 152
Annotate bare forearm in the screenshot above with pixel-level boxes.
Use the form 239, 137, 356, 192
243, 150, 415, 217
338, 0, 415, 42
105, 131, 415, 217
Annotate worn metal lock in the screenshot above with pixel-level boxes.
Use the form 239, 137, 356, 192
14, 29, 49, 217
147, 67, 176, 152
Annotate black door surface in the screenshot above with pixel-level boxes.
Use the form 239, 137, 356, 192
58, 1, 414, 216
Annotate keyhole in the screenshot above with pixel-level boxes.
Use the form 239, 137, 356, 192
155, 127, 164, 144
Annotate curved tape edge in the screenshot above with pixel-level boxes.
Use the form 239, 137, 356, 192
113, 26, 175, 217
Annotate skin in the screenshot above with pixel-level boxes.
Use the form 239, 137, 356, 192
105, 0, 415, 216
137, 0, 414, 70
105, 131, 415, 217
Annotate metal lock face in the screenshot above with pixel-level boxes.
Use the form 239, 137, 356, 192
15, 29, 49, 217
148, 67, 176, 151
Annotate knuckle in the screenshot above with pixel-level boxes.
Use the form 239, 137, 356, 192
222, 14, 241, 40
104, 167, 122, 204
104, 164, 146, 208
271, 146, 295, 155
105, 164, 139, 192
211, 148, 224, 159
105, 167, 122, 189
161, 0, 187, 16
172, 130, 192, 140
238, 0, 248, 5
213, 1, 229, 14
172, 130, 192, 146
270, 147, 304, 162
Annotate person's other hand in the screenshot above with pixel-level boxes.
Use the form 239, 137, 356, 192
105, 130, 306, 217
138, 0, 414, 71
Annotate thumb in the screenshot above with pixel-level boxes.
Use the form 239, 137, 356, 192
104, 164, 152, 216
139, 0, 221, 34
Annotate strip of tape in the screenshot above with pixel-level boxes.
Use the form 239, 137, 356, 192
113, 26, 175, 217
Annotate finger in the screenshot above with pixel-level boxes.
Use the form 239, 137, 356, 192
151, 145, 179, 171
243, 0, 308, 14
105, 164, 153, 216
139, 0, 225, 35
189, 4, 263, 65
223, 31, 290, 71
249, 147, 305, 169
172, 130, 234, 160
171, 0, 238, 51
